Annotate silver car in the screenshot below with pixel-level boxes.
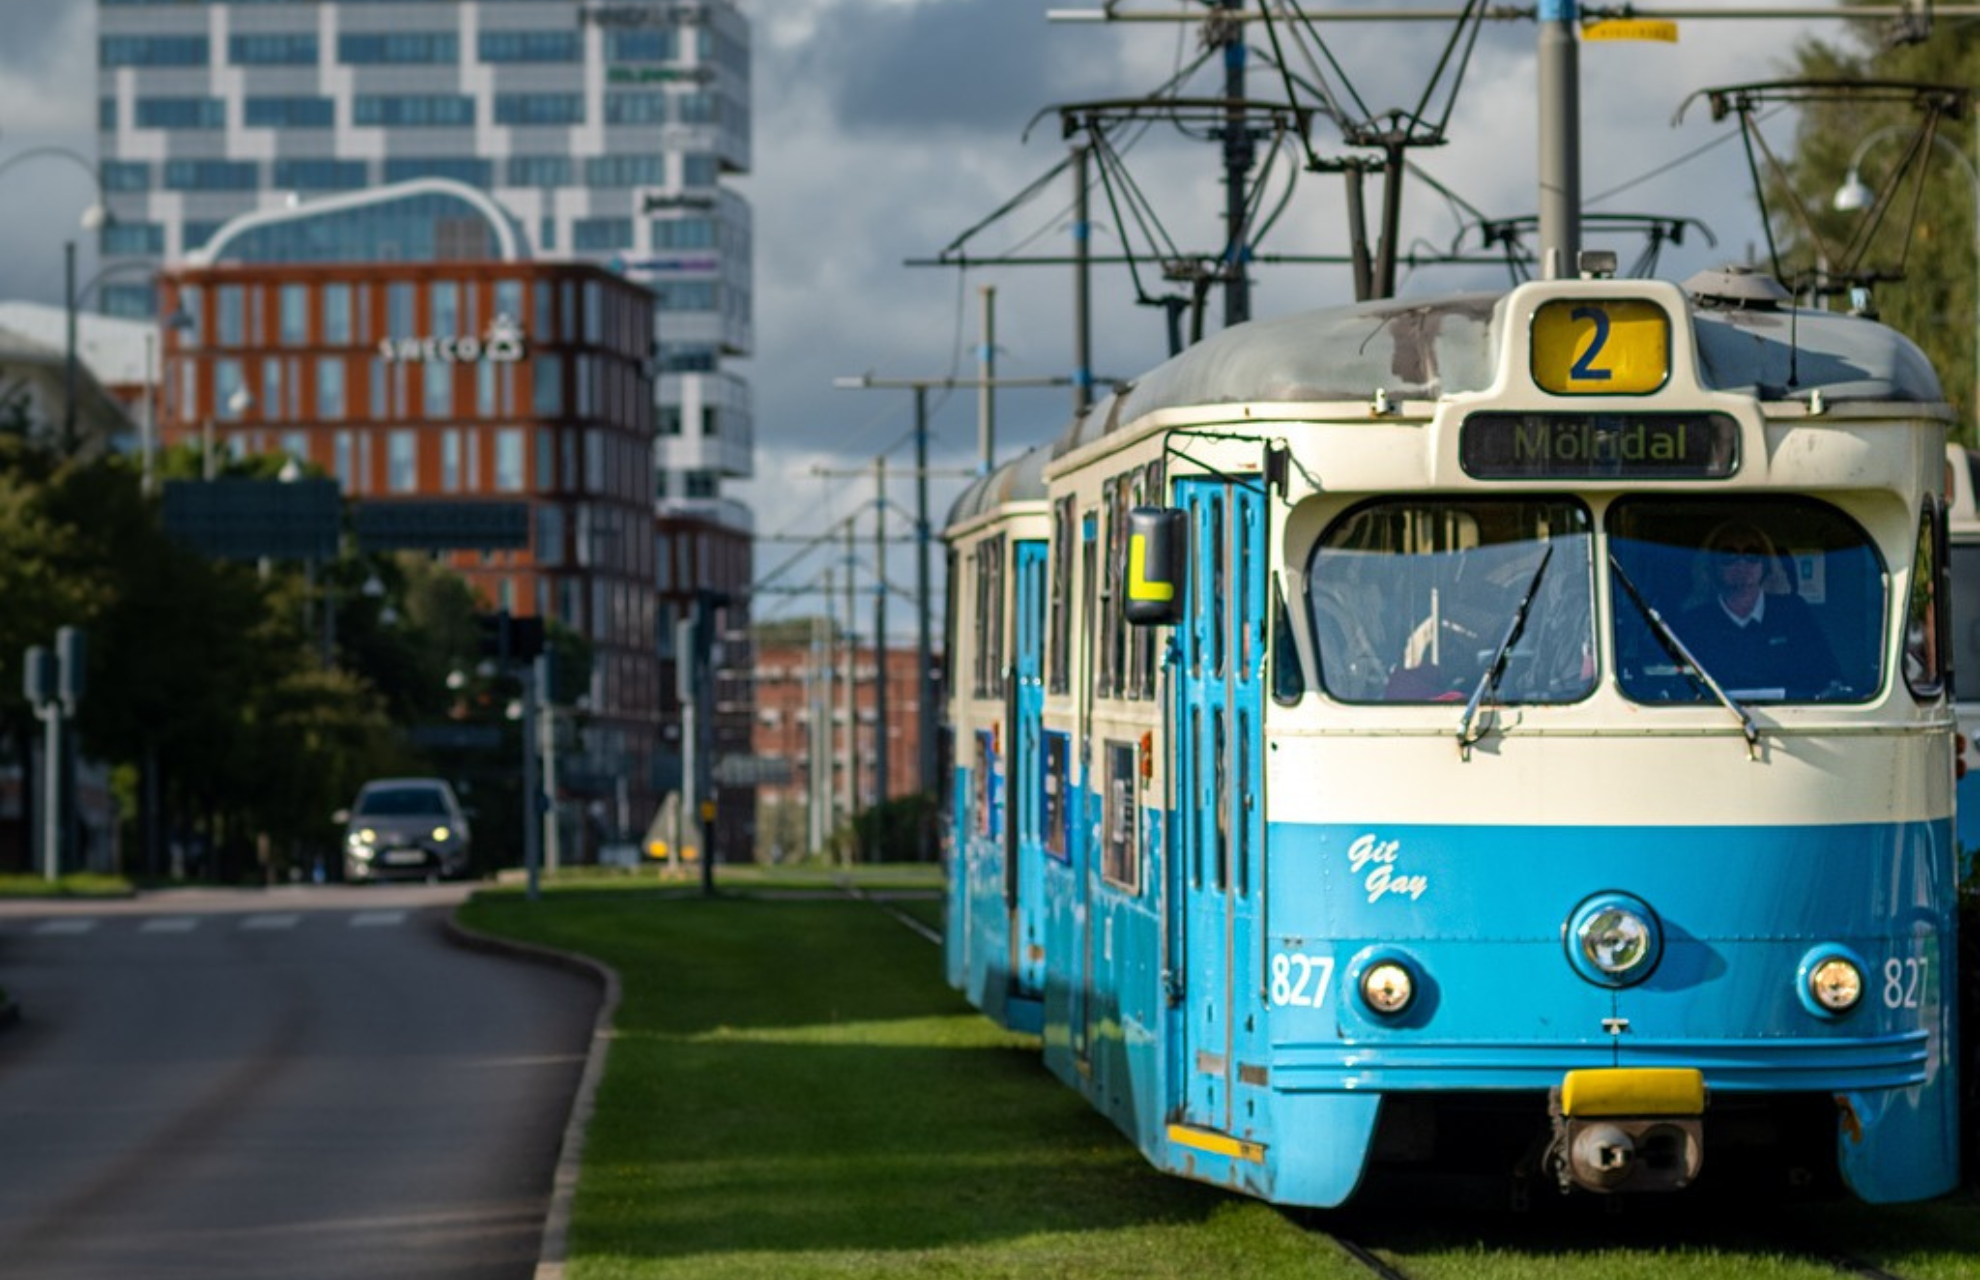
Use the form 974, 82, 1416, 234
339, 778, 472, 882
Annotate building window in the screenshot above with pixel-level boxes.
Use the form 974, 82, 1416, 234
229, 34, 318, 65
182, 221, 224, 254
387, 283, 415, 336
279, 285, 309, 346
102, 35, 210, 67
478, 362, 498, 418
164, 160, 259, 191
676, 92, 717, 125
354, 96, 474, 127
101, 222, 164, 256
245, 96, 335, 128
573, 218, 634, 252
442, 430, 462, 492
424, 366, 453, 419
388, 430, 417, 493
383, 158, 493, 187
99, 97, 116, 131
136, 97, 226, 129
103, 161, 151, 192
605, 93, 668, 125
334, 431, 353, 488
323, 285, 352, 346
430, 281, 460, 337
317, 357, 346, 420
494, 93, 584, 125
537, 504, 565, 567
337, 33, 458, 65
604, 29, 677, 62
652, 218, 716, 249
217, 286, 245, 347
370, 358, 388, 420
534, 357, 563, 416
655, 282, 718, 313
683, 155, 719, 187
216, 359, 246, 418
495, 429, 525, 492
479, 30, 581, 62
507, 155, 572, 187
262, 361, 284, 423
583, 154, 668, 187
273, 159, 368, 191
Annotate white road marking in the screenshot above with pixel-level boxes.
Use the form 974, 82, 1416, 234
240, 914, 301, 931
349, 911, 407, 928
31, 919, 97, 936
139, 917, 199, 934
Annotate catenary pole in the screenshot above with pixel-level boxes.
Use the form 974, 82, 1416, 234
1537, 0, 1582, 276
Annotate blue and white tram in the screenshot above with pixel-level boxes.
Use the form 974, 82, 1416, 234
943, 270, 1960, 1205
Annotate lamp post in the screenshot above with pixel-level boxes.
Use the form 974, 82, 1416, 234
1834, 124, 1980, 437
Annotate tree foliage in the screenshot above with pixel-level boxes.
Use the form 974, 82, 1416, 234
1772, 19, 1980, 441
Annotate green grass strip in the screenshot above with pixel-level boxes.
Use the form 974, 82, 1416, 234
459, 879, 1980, 1279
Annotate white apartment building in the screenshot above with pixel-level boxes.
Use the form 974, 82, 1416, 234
94, 0, 754, 526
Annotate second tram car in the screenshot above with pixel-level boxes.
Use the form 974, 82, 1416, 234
944, 268, 1959, 1205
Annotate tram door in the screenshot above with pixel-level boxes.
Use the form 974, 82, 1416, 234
1174, 479, 1267, 1134
1008, 541, 1049, 1010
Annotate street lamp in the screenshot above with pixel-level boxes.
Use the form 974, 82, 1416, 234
1833, 124, 1980, 436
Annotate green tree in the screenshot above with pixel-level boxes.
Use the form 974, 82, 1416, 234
1771, 20, 1980, 441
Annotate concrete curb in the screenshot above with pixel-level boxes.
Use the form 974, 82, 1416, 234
442, 913, 622, 1280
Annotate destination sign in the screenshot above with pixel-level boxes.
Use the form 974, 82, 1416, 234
1459, 411, 1739, 480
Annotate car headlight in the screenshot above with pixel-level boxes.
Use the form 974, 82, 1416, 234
432, 826, 453, 843
1805, 954, 1865, 1014
348, 827, 377, 848
1359, 961, 1416, 1015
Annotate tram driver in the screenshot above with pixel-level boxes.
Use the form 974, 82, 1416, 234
1672, 520, 1842, 699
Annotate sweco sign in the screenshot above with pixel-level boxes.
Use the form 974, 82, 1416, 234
378, 315, 527, 365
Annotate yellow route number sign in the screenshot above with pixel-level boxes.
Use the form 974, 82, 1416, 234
1582, 19, 1678, 43
1531, 299, 1671, 396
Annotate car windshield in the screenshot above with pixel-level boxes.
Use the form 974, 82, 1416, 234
1307, 498, 1596, 704
1608, 498, 1883, 704
355, 786, 450, 818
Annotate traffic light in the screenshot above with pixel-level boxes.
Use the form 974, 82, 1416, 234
474, 610, 547, 669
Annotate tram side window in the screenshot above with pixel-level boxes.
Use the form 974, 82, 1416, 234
1043, 731, 1070, 859
1306, 498, 1596, 705
1102, 739, 1138, 890
1048, 496, 1074, 695
973, 536, 1006, 699
973, 730, 995, 838
1905, 507, 1946, 699
1609, 498, 1881, 705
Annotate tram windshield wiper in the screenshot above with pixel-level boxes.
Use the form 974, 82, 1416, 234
1457, 545, 1553, 756
1608, 552, 1761, 760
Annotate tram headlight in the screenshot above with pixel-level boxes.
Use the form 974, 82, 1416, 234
1564, 894, 1663, 988
1578, 907, 1654, 978
1808, 957, 1865, 1013
1359, 961, 1415, 1016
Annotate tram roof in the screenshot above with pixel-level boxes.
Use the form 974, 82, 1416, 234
945, 442, 1052, 527
1055, 286, 1944, 457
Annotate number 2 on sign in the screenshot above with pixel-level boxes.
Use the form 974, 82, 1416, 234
1569, 305, 1613, 382
1270, 952, 1334, 1008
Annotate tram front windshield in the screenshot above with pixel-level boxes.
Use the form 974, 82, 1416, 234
1309, 499, 1596, 704
1609, 498, 1882, 704
1306, 496, 1885, 707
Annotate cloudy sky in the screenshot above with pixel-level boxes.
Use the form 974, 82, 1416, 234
0, 0, 1871, 629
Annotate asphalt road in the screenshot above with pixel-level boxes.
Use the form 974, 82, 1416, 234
0, 884, 600, 1280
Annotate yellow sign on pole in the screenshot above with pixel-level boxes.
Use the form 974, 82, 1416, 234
1582, 19, 1678, 43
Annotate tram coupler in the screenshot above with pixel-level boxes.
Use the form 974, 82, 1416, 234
1548, 1068, 1706, 1194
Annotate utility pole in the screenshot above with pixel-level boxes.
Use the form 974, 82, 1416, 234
978, 286, 997, 472
1216, 0, 1253, 325
522, 659, 542, 902
831, 375, 1032, 846
873, 457, 890, 818
537, 653, 560, 875
841, 522, 857, 844
810, 602, 831, 855
1072, 143, 1095, 418
1537, 0, 1582, 277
